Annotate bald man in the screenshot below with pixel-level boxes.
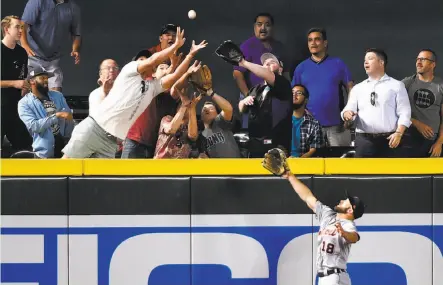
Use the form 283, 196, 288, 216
88, 59, 120, 117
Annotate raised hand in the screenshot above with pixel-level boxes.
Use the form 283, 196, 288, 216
174, 27, 186, 49
187, 60, 202, 74
189, 40, 208, 56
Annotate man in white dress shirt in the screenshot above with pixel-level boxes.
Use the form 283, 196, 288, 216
88, 59, 119, 117
341, 48, 411, 157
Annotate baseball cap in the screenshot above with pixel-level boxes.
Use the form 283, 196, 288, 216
346, 190, 365, 219
27, 66, 53, 79
132, 49, 153, 61
260, 52, 283, 68
160, 24, 178, 35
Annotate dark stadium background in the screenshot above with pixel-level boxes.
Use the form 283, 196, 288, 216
2, 0, 443, 113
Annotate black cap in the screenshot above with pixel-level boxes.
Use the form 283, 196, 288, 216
27, 66, 54, 79
160, 24, 177, 35
346, 190, 365, 219
132, 49, 153, 61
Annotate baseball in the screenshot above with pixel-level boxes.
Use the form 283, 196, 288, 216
188, 10, 196, 20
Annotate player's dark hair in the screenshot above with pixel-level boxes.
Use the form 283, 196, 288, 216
420, 48, 438, 63
307, 27, 327, 41
292, 84, 310, 98
203, 101, 221, 113
366, 48, 388, 68
254, 13, 274, 25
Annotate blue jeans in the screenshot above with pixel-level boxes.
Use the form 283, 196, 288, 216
121, 138, 154, 159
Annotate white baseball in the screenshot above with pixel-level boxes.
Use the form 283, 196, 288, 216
188, 10, 196, 20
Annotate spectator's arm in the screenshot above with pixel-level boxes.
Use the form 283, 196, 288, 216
301, 148, 316, 158
187, 99, 199, 142
395, 83, 412, 133
60, 96, 74, 137
18, 100, 57, 134
1, 81, 22, 88
233, 70, 249, 96
20, 24, 35, 57
238, 59, 276, 86
340, 88, 359, 120
209, 90, 233, 121
437, 103, 443, 144
169, 61, 196, 97
302, 121, 324, 158
162, 106, 187, 135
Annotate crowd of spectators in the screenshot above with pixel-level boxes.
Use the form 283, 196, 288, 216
1, 2, 442, 159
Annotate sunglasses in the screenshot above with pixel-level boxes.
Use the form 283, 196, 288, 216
370, 92, 376, 106
293, 90, 306, 96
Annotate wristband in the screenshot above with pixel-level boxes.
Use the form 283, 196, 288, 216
395, 131, 403, 136
208, 89, 215, 97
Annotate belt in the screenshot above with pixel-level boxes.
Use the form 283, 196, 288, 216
88, 116, 119, 143
317, 268, 346, 278
357, 132, 392, 138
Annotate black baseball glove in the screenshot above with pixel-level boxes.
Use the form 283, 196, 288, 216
215, 40, 244, 66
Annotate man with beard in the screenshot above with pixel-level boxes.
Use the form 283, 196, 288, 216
401, 49, 443, 157
18, 66, 74, 158
341, 48, 411, 158
238, 53, 292, 158
233, 13, 288, 130
290, 84, 324, 157
280, 163, 364, 285
1, 15, 33, 155
292, 28, 353, 148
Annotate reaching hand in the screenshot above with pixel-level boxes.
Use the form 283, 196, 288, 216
13, 80, 30, 91
242, 96, 254, 106
189, 40, 208, 56
335, 223, 345, 236
173, 27, 186, 49
187, 60, 202, 74
170, 51, 183, 67
23, 45, 36, 57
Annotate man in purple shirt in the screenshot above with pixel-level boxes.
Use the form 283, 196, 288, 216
233, 13, 288, 129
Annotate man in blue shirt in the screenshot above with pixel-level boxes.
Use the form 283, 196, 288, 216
18, 66, 74, 158
21, 0, 82, 92
292, 28, 353, 147
291, 84, 324, 157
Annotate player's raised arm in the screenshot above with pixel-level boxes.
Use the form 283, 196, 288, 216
283, 172, 318, 213
261, 148, 318, 212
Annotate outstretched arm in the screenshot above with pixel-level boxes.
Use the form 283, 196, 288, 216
238, 58, 276, 86
283, 172, 318, 213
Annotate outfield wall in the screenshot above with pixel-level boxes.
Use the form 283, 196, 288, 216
1, 158, 442, 285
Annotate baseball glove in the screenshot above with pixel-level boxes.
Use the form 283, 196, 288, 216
189, 65, 212, 93
215, 40, 244, 66
262, 148, 290, 176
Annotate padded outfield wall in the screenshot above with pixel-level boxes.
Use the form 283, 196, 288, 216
1, 158, 442, 285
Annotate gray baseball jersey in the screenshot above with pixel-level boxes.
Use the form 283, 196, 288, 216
315, 201, 358, 271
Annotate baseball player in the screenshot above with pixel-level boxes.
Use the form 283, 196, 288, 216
280, 160, 365, 284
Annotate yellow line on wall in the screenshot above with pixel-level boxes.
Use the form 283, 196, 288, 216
83, 158, 325, 176
324, 158, 443, 174
0, 159, 83, 176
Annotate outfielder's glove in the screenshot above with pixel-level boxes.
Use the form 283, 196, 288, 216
215, 40, 244, 66
189, 65, 212, 94
262, 148, 290, 176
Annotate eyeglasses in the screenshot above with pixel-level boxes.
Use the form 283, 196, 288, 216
370, 92, 376, 106
293, 90, 306, 96
100, 66, 119, 71
416, 57, 434, 63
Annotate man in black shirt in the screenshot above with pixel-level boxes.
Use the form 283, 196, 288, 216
238, 53, 292, 157
1, 15, 32, 155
